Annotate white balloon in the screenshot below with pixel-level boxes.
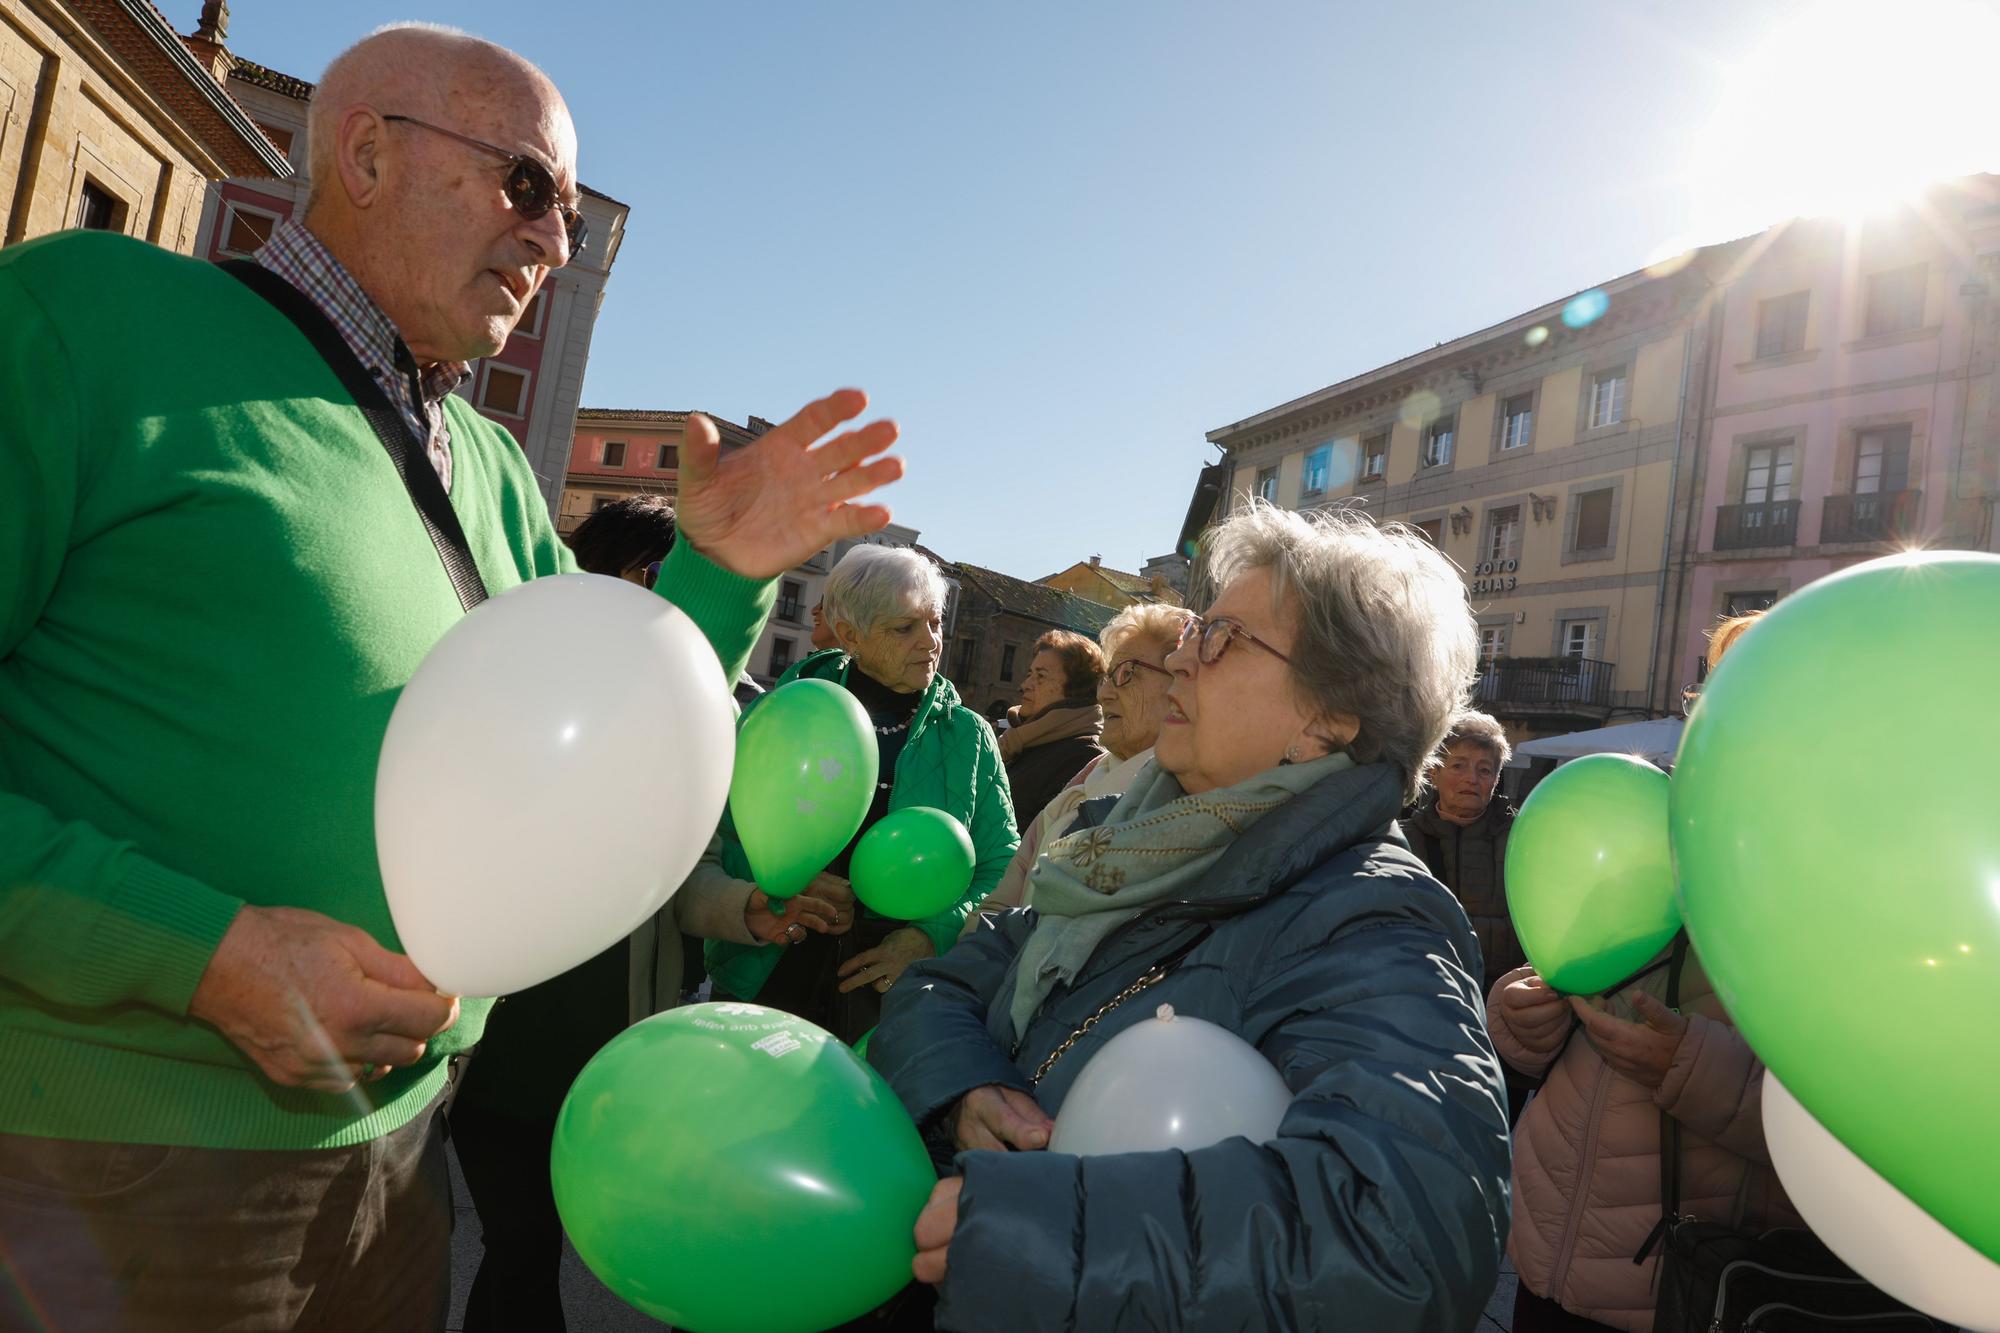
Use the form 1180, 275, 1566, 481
1762, 1070, 2000, 1332
377, 575, 735, 997
1049, 1004, 1293, 1156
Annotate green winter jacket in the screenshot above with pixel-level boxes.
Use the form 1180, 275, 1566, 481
704, 650, 1019, 1000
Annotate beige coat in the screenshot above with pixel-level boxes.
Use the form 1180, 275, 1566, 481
625, 845, 761, 1022
959, 747, 1153, 939
1488, 951, 1797, 1332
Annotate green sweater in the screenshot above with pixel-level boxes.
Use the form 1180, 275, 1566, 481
0, 232, 774, 1149
705, 649, 1019, 1000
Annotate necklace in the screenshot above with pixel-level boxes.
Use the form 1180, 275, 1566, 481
874, 719, 910, 736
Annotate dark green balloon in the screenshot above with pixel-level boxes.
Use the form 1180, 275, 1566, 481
551, 1004, 936, 1333
1504, 752, 1679, 995
1672, 551, 2000, 1264
850, 806, 976, 920
729, 679, 877, 902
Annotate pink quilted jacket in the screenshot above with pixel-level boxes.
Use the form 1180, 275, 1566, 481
1488, 950, 1798, 1333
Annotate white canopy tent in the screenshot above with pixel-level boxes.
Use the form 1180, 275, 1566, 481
1512, 716, 1686, 768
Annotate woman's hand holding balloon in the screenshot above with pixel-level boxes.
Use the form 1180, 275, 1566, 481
1566, 990, 1687, 1090
951, 1083, 1052, 1153
1498, 971, 1573, 1055
806, 872, 856, 935
836, 927, 934, 994
912, 1177, 962, 1286
745, 887, 842, 946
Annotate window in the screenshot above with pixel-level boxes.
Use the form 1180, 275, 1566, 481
1864, 264, 1926, 337
1486, 505, 1521, 563
590, 494, 614, 514
999, 645, 1018, 682
955, 638, 977, 682
1422, 417, 1456, 469
75, 179, 125, 232
657, 444, 679, 470
1742, 442, 1795, 504
516, 288, 548, 339
1725, 590, 1777, 616
769, 637, 796, 675
1560, 620, 1595, 660
480, 364, 529, 418
1588, 368, 1627, 429
1302, 447, 1331, 495
1477, 625, 1506, 667
1413, 519, 1443, 548
1755, 291, 1810, 359
601, 440, 626, 467
219, 203, 278, 256
1853, 426, 1911, 494
253, 121, 294, 156
1499, 393, 1534, 450
1361, 431, 1389, 480
777, 580, 803, 623
1574, 488, 1614, 550
1257, 466, 1279, 503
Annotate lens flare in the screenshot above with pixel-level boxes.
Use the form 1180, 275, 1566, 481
1561, 290, 1610, 330
1399, 389, 1442, 429
1524, 325, 1549, 348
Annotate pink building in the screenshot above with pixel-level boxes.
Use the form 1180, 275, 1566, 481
1665, 178, 2000, 691
558, 409, 769, 536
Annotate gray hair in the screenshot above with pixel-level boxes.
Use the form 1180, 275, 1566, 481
1440, 710, 1512, 768
823, 545, 949, 637
1200, 502, 1477, 804
1100, 602, 1192, 663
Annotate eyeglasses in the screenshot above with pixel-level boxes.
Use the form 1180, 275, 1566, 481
1107, 657, 1172, 689
382, 114, 587, 257
1176, 614, 1293, 667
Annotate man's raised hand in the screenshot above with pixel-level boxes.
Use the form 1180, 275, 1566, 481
674, 390, 902, 579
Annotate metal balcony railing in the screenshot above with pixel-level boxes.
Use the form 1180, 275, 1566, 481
1713, 499, 1800, 551
1474, 657, 1615, 712
1821, 489, 1922, 544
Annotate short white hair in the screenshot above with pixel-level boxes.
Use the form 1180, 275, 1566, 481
1200, 502, 1477, 804
1100, 602, 1192, 662
823, 545, 948, 637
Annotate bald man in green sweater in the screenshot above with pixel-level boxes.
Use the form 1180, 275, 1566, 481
0, 24, 902, 1330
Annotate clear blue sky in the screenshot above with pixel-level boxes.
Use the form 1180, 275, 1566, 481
223, 0, 1916, 576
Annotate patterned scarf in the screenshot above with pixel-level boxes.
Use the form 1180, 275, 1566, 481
1006, 751, 1352, 1036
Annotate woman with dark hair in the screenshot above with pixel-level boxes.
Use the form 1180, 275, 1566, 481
1000, 628, 1106, 829
563, 493, 677, 584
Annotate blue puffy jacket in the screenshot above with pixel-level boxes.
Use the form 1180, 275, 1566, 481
871, 760, 1511, 1332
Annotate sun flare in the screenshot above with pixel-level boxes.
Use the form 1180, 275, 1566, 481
1688, 0, 2000, 239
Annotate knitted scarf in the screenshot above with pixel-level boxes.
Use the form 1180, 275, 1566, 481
1006, 751, 1352, 1036
998, 699, 1101, 763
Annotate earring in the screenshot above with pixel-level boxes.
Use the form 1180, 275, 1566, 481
1281, 742, 1301, 765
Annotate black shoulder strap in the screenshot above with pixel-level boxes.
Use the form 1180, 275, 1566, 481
219, 259, 488, 612
1637, 928, 1692, 1263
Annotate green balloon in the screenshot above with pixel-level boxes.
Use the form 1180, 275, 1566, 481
729, 679, 877, 901
850, 806, 976, 920
1672, 551, 2000, 1264
853, 1026, 873, 1060
1504, 752, 1679, 995
551, 1003, 936, 1333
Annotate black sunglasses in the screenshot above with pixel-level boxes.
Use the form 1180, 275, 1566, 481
382, 114, 587, 257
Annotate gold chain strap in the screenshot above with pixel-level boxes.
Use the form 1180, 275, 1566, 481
1028, 962, 1171, 1087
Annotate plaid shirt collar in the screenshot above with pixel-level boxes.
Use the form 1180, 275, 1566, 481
252, 219, 469, 485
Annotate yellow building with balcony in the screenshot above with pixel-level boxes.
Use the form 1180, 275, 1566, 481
1199, 249, 1745, 744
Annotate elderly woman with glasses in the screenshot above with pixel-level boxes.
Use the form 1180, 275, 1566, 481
962, 602, 1190, 938
697, 545, 1019, 1044
870, 506, 1511, 1333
